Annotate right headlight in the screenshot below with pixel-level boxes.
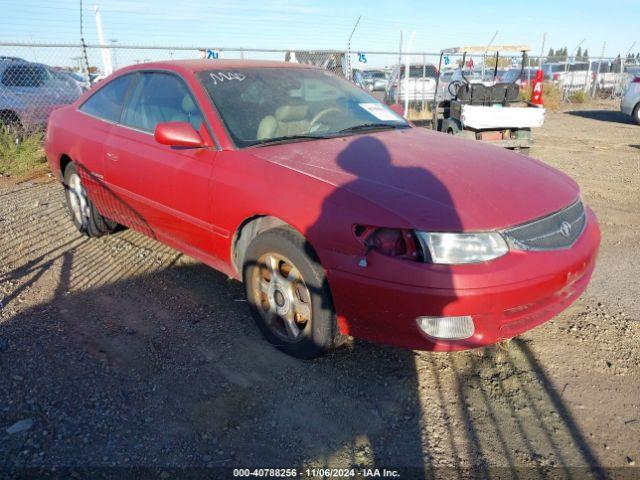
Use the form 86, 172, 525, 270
416, 231, 509, 264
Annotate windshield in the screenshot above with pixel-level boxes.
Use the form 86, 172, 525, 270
197, 67, 408, 148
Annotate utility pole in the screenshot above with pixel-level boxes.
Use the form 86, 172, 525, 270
346, 15, 362, 81
396, 29, 403, 105
94, 5, 113, 75
539, 32, 547, 65
79, 0, 90, 76
482, 30, 498, 78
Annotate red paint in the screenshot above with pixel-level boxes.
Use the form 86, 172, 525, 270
154, 121, 205, 148
44, 60, 600, 352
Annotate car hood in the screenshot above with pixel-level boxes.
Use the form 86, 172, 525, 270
248, 127, 579, 231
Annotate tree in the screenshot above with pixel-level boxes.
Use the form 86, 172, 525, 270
582, 49, 589, 60
547, 48, 554, 58
576, 46, 582, 59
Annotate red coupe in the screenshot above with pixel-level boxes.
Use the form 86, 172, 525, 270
44, 60, 600, 358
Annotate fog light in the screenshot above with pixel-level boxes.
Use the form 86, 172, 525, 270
416, 316, 475, 340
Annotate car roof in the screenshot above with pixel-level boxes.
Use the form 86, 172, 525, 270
121, 59, 316, 74
0, 58, 48, 73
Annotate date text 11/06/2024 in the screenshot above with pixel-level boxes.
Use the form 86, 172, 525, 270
232, 468, 401, 477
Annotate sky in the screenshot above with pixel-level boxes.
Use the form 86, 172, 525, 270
0, 0, 638, 69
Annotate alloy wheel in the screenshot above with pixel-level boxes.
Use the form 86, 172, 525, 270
67, 172, 90, 227
251, 252, 312, 342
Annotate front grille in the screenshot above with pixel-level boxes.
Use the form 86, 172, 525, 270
502, 199, 586, 251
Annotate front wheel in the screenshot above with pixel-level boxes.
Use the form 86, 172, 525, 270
634, 104, 640, 125
243, 228, 338, 358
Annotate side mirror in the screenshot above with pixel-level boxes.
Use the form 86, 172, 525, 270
154, 122, 204, 148
389, 103, 405, 117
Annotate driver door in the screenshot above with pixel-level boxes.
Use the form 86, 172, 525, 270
102, 71, 217, 255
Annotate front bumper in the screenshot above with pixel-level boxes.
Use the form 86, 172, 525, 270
324, 208, 600, 351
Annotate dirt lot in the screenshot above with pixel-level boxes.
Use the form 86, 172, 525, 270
0, 100, 638, 478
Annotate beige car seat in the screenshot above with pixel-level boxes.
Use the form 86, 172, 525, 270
257, 102, 310, 140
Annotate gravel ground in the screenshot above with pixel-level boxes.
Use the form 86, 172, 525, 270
0, 100, 638, 478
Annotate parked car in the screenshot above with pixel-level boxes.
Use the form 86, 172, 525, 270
45, 60, 600, 358
385, 63, 439, 103
438, 69, 489, 100
52, 69, 91, 92
626, 66, 640, 77
542, 61, 591, 92
362, 70, 388, 91
351, 69, 366, 89
620, 75, 640, 124
0, 58, 83, 128
495, 67, 537, 87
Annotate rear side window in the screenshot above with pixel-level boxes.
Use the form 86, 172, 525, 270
2, 64, 50, 87
79, 74, 134, 122
121, 72, 203, 133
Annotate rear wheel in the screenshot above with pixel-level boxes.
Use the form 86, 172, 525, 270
243, 228, 337, 358
63, 163, 117, 237
634, 104, 640, 125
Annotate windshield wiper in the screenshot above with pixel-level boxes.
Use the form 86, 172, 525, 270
250, 134, 332, 147
337, 123, 408, 134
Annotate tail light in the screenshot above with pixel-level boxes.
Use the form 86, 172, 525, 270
553, 73, 559, 81
633, 77, 640, 83
354, 226, 421, 261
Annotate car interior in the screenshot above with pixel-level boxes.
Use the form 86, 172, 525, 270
121, 73, 204, 132
256, 98, 311, 139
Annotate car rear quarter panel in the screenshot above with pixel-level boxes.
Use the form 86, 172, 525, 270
46, 107, 111, 185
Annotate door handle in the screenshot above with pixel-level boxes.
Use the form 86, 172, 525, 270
106, 151, 118, 161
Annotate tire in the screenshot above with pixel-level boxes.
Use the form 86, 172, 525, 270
634, 104, 640, 125
63, 163, 117, 237
516, 147, 531, 156
242, 228, 337, 359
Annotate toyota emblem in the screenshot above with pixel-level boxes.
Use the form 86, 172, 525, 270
559, 221, 572, 237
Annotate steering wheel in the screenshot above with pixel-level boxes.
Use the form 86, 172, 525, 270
309, 108, 343, 132
448, 80, 462, 98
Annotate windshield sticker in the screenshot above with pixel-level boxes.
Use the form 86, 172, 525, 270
208, 71, 246, 85
359, 103, 399, 121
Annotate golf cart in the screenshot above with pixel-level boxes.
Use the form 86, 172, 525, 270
432, 45, 545, 153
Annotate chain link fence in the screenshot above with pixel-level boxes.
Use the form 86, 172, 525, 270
1, 42, 638, 130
